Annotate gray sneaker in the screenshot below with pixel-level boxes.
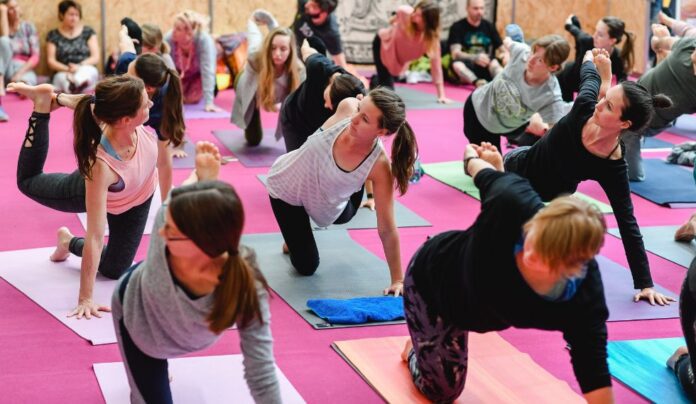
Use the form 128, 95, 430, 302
0, 106, 8, 122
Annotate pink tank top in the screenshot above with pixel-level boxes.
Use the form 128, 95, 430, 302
96, 125, 158, 215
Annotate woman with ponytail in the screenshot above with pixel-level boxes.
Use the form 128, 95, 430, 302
113, 23, 186, 199
558, 14, 635, 102
232, 10, 304, 146
11, 75, 158, 319
111, 141, 281, 404
266, 87, 418, 295
502, 49, 675, 306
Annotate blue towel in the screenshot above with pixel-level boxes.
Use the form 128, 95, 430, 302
306, 296, 404, 324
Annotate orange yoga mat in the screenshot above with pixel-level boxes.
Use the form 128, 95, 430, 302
333, 333, 584, 403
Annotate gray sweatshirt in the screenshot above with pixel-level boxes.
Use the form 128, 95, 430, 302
165, 30, 217, 106
111, 204, 281, 403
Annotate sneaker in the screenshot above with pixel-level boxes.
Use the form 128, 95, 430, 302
0, 106, 9, 122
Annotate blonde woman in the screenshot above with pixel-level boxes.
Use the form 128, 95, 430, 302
232, 10, 304, 146
165, 10, 219, 111
371, 0, 450, 103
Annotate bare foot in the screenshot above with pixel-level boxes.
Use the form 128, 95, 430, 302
194, 141, 221, 181
7, 83, 57, 113
667, 346, 690, 370
282, 243, 289, 254
675, 215, 696, 242
401, 339, 413, 362
50, 227, 74, 262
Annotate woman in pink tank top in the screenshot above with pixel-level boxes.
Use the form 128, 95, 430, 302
12, 75, 158, 320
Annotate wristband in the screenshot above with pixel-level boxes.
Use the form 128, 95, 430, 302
366, 193, 374, 199
54, 92, 64, 107
463, 156, 480, 177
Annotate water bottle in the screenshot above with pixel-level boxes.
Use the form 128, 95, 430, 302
409, 158, 424, 184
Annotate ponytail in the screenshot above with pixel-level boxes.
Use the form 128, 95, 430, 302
160, 68, 186, 147
652, 94, 673, 109
391, 121, 418, 195
160, 41, 171, 55
619, 31, 635, 74
207, 245, 269, 333
73, 95, 102, 179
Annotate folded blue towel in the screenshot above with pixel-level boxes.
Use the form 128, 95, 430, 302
306, 296, 404, 324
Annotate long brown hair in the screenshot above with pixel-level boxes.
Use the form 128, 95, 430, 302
73, 75, 145, 179
134, 53, 185, 146
169, 180, 269, 334
409, 0, 441, 53
602, 16, 635, 75
255, 27, 302, 112
369, 87, 418, 195
141, 23, 170, 55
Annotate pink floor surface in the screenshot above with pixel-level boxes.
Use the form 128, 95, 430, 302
0, 84, 692, 403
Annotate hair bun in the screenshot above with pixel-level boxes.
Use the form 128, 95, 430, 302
652, 94, 673, 109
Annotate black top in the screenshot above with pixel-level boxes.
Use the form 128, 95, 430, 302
505, 61, 653, 289
409, 169, 610, 394
46, 26, 96, 65
447, 18, 502, 58
292, 0, 343, 55
280, 53, 345, 138
558, 23, 626, 98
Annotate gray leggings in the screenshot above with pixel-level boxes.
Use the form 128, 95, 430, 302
16, 112, 153, 279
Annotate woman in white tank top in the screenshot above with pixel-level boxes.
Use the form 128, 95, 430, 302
266, 87, 418, 296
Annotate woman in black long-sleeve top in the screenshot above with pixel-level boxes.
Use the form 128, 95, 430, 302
557, 15, 633, 102
504, 49, 675, 305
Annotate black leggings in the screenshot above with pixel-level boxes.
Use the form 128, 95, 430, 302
269, 186, 364, 276
16, 112, 153, 279
463, 94, 529, 151
244, 106, 263, 147
371, 34, 395, 90
675, 263, 696, 402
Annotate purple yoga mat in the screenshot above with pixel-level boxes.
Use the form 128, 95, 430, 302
94, 355, 306, 403
172, 141, 196, 169
183, 100, 230, 119
596, 256, 678, 321
213, 129, 286, 168
0, 248, 119, 345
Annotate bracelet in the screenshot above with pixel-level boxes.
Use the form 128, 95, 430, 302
463, 156, 480, 177
54, 92, 64, 107
366, 193, 374, 199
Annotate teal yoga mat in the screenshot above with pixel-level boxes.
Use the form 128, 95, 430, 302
608, 338, 690, 403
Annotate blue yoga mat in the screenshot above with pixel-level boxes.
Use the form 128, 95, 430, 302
608, 338, 690, 403
629, 159, 696, 206
307, 296, 404, 324
643, 136, 673, 149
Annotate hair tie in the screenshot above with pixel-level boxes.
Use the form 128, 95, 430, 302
229, 248, 239, 257
90, 95, 96, 104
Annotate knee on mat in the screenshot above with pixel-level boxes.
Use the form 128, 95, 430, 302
245, 137, 262, 147
291, 256, 319, 276
99, 266, 125, 280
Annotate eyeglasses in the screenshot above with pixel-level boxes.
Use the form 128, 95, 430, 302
162, 222, 190, 242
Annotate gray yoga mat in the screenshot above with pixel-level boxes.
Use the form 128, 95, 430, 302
171, 141, 196, 169
242, 230, 404, 329
213, 129, 286, 167
608, 225, 696, 268
394, 86, 464, 110
257, 175, 431, 230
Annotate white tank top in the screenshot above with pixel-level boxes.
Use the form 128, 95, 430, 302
267, 118, 384, 227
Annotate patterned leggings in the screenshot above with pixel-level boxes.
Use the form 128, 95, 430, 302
403, 262, 469, 403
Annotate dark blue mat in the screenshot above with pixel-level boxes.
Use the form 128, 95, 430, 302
629, 159, 696, 206
643, 136, 673, 149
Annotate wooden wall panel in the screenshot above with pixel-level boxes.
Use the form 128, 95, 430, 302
496, 0, 649, 73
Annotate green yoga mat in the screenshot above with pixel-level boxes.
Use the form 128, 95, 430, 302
607, 338, 690, 403
422, 161, 614, 214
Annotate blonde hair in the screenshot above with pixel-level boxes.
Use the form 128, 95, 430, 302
255, 27, 303, 112
141, 23, 170, 55
523, 196, 606, 271
174, 10, 209, 35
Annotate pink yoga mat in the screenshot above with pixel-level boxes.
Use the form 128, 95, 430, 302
596, 256, 679, 321
77, 190, 162, 236
183, 100, 230, 119
94, 355, 305, 403
213, 129, 286, 167
0, 247, 119, 345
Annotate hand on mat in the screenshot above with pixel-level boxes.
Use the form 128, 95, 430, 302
204, 103, 223, 112
360, 198, 375, 211
675, 217, 696, 241
68, 298, 111, 319
171, 143, 189, 159
384, 280, 404, 297
194, 141, 222, 181
436, 96, 453, 104
633, 287, 676, 306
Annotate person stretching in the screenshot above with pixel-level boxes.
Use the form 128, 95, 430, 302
503, 49, 674, 305
402, 143, 614, 403
12, 76, 157, 319
112, 142, 281, 404
266, 87, 417, 296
